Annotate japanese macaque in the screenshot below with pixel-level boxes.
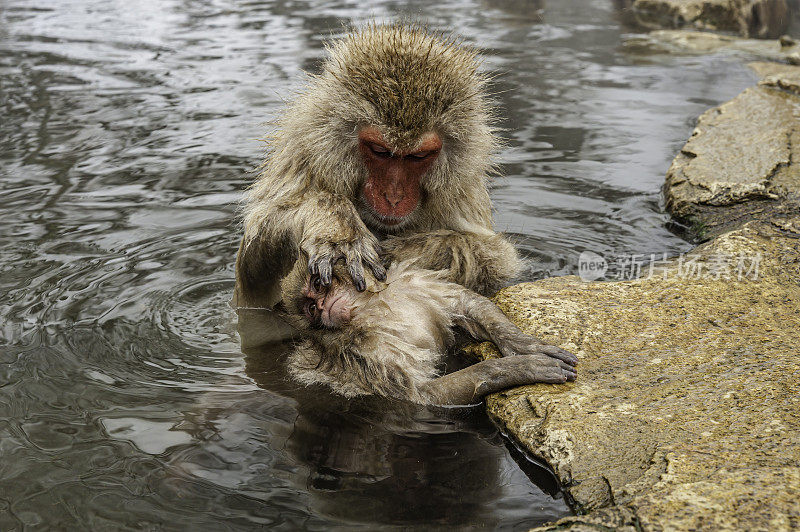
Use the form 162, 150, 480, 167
235, 23, 520, 311
279, 261, 577, 405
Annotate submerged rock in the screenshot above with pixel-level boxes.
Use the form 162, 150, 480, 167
623, 29, 800, 60
474, 218, 800, 530
754, 60, 800, 91
616, 0, 791, 38
664, 62, 800, 239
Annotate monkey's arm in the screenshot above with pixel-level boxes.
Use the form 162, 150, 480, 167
418, 355, 575, 405
452, 289, 579, 367
237, 192, 385, 307
293, 193, 386, 290
381, 229, 520, 296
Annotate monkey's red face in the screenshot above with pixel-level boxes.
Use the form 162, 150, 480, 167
358, 126, 441, 228
301, 274, 354, 329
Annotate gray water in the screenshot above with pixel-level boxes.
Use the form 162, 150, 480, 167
0, 0, 777, 529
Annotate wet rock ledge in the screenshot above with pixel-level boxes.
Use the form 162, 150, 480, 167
617, 0, 792, 38
478, 66, 800, 529
665, 62, 800, 240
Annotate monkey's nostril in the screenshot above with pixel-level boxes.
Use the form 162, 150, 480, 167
384, 192, 404, 207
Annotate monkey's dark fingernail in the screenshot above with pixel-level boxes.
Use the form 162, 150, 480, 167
356, 279, 366, 291
372, 264, 386, 280
319, 265, 332, 285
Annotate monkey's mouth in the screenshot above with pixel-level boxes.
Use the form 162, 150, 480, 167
358, 197, 418, 231
378, 214, 405, 226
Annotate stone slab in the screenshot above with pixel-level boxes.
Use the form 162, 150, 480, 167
664, 64, 800, 239
472, 219, 800, 530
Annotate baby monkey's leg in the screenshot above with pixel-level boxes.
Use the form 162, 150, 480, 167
453, 289, 579, 366
418, 356, 575, 405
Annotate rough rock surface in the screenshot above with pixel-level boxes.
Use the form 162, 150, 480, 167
755, 60, 800, 92
616, 0, 791, 38
472, 218, 800, 531
623, 29, 800, 62
664, 62, 800, 239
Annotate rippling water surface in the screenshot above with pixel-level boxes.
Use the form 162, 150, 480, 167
0, 0, 776, 528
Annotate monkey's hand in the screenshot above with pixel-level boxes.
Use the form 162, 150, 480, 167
299, 204, 386, 291
494, 331, 579, 367
452, 288, 579, 367
480, 354, 578, 388
419, 355, 576, 405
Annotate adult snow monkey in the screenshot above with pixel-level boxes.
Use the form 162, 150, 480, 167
235, 23, 521, 310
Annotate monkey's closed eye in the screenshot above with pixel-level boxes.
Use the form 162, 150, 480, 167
406, 151, 433, 161
311, 275, 324, 292
367, 142, 391, 158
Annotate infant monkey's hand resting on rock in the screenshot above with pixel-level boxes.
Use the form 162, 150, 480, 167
280, 261, 577, 405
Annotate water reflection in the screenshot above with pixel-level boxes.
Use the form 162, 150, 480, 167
238, 341, 562, 527
0, 0, 783, 528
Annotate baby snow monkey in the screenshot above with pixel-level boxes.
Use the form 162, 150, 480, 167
280, 261, 577, 405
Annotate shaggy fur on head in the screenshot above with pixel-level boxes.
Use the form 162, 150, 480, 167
327, 23, 490, 150
242, 22, 499, 242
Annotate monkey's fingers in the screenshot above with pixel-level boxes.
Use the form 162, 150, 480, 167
558, 360, 578, 381
523, 355, 575, 383
536, 366, 571, 384
344, 240, 384, 289
496, 338, 578, 368
363, 246, 386, 281
303, 242, 336, 286
346, 257, 367, 292
537, 345, 579, 366
369, 261, 386, 281
306, 252, 336, 286
316, 257, 334, 286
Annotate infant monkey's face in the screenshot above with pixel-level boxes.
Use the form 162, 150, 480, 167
301, 274, 354, 329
